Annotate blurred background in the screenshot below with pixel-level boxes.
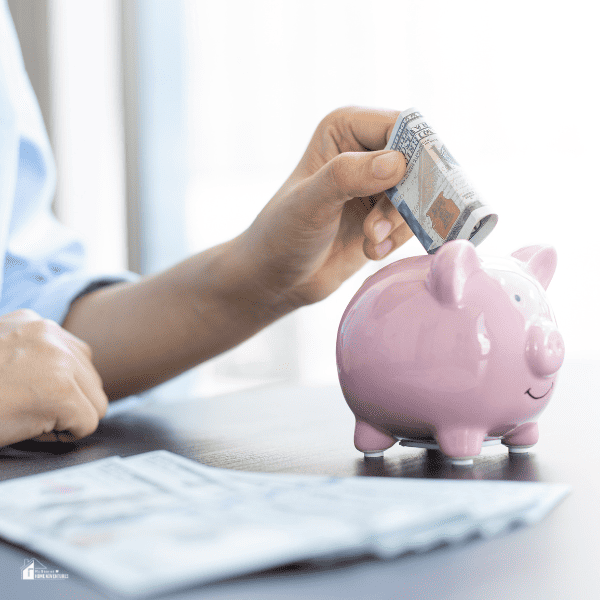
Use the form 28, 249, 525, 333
8, 0, 599, 401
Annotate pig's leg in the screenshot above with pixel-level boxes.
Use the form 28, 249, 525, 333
354, 420, 396, 458
435, 428, 485, 466
502, 422, 539, 453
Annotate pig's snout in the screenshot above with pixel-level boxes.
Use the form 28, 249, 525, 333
525, 321, 565, 377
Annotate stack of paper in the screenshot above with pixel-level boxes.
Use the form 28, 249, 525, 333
0, 450, 569, 597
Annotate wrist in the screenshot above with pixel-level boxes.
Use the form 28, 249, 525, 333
208, 234, 299, 326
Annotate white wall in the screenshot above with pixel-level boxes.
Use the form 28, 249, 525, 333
183, 0, 599, 393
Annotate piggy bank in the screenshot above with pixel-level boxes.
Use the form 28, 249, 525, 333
336, 240, 564, 465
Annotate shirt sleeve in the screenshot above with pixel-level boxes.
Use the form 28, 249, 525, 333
0, 137, 139, 324
1, 242, 139, 325
8, 268, 139, 326
0, 1, 140, 325
0, 135, 139, 325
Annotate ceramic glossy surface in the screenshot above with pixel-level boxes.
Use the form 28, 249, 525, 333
336, 240, 564, 462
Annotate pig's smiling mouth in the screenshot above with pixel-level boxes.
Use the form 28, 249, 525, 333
525, 382, 553, 400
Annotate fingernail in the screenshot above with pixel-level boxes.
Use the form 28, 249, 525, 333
374, 238, 393, 258
372, 151, 403, 180
373, 219, 392, 242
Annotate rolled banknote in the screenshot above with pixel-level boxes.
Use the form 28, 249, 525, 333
384, 108, 497, 254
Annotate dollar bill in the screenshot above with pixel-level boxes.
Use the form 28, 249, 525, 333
384, 108, 498, 254
0, 450, 570, 597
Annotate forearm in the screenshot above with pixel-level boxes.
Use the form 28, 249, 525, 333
63, 107, 408, 401
62, 236, 293, 401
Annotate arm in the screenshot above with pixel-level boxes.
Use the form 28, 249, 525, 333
62, 236, 290, 401
63, 107, 413, 401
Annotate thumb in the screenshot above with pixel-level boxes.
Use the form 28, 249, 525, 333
307, 150, 406, 207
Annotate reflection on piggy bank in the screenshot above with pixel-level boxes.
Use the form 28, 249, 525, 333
336, 240, 564, 465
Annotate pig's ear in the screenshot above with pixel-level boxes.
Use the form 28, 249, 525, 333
426, 240, 481, 307
511, 245, 557, 290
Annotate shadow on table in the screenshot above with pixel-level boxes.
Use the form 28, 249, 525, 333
357, 449, 541, 482
0, 411, 181, 480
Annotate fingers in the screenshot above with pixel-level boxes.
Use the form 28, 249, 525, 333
23, 375, 103, 444
56, 318, 108, 420
322, 106, 401, 151
53, 328, 108, 420
290, 105, 407, 222
363, 194, 414, 260
304, 149, 406, 212
52, 377, 103, 439
27, 378, 105, 444
73, 365, 109, 420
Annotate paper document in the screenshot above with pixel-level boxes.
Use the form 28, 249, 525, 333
0, 451, 569, 597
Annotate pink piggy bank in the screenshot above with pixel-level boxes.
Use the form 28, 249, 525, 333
336, 240, 564, 465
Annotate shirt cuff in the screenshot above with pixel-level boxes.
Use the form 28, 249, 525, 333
27, 270, 139, 325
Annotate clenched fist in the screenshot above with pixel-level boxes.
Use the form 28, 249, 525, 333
0, 309, 108, 446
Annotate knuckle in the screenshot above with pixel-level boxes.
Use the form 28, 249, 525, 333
320, 108, 340, 127
50, 372, 75, 397
323, 105, 359, 124
61, 329, 93, 358
10, 308, 40, 321
317, 106, 357, 138
328, 154, 344, 188
365, 204, 383, 223
388, 210, 404, 226
22, 318, 60, 339
78, 338, 93, 359
42, 340, 70, 364
89, 365, 104, 387
57, 398, 99, 439
97, 396, 109, 419
328, 153, 362, 199
41, 318, 59, 331
39, 418, 59, 436
78, 413, 100, 438
329, 154, 350, 190
22, 318, 50, 336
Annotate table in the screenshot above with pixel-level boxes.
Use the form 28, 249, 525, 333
0, 359, 598, 600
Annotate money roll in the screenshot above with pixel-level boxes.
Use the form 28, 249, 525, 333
384, 108, 498, 254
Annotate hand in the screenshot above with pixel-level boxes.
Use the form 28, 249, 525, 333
237, 106, 412, 308
0, 309, 108, 446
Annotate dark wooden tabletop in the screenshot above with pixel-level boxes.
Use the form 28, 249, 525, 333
0, 359, 598, 600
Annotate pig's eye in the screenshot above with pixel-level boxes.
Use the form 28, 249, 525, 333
514, 294, 521, 302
